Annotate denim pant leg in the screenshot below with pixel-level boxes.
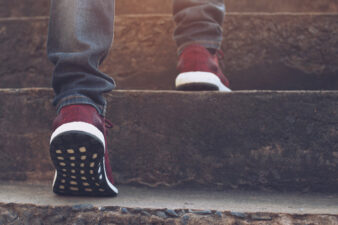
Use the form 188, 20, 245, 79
47, 0, 115, 115
172, 0, 225, 54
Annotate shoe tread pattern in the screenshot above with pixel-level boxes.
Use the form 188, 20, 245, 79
50, 131, 117, 197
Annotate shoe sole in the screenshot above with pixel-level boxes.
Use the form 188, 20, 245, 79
50, 122, 118, 197
175, 72, 232, 92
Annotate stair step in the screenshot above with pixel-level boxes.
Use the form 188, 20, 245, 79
0, 88, 337, 192
0, 182, 337, 225
3, 182, 337, 214
0, 0, 337, 18
0, 14, 338, 90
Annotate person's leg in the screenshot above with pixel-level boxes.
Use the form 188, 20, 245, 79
47, 0, 116, 115
172, 0, 230, 92
47, 0, 118, 197
172, 0, 225, 54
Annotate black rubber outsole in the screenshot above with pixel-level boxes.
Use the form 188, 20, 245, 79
176, 83, 219, 91
50, 131, 118, 197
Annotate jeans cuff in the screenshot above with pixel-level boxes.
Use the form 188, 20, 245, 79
177, 40, 222, 55
56, 95, 106, 116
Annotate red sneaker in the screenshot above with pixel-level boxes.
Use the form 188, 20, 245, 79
49, 104, 118, 196
175, 44, 231, 92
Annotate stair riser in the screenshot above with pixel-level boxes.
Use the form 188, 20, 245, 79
0, 89, 337, 192
0, 15, 337, 90
1, 0, 338, 17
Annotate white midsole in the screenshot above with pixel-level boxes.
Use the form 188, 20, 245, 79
52, 170, 58, 188
175, 72, 232, 92
50, 121, 105, 148
103, 157, 119, 194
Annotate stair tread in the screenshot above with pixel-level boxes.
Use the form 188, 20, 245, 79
1, 182, 337, 215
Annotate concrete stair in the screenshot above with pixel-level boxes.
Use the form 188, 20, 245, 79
0, 0, 337, 91
1, 14, 338, 90
0, 88, 337, 193
0, 182, 337, 225
0, 88, 337, 224
0, 1, 338, 224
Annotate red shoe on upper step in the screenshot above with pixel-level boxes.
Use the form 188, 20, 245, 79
175, 44, 231, 92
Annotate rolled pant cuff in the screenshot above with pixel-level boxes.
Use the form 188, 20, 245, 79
177, 40, 221, 55
56, 95, 106, 116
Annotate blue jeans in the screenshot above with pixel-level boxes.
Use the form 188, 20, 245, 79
47, 0, 225, 115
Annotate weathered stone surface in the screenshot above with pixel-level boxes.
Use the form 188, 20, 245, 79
156, 211, 168, 219
1, 0, 338, 17
165, 209, 179, 218
0, 17, 50, 89
1, 14, 338, 90
0, 89, 54, 181
0, 203, 337, 225
117, 0, 338, 14
121, 208, 129, 214
0, 89, 337, 192
72, 204, 94, 212
227, 0, 338, 13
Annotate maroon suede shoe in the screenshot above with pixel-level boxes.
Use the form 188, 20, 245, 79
175, 44, 231, 92
50, 104, 118, 197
